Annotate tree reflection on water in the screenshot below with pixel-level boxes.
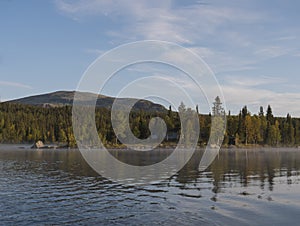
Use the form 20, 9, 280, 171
176, 148, 300, 193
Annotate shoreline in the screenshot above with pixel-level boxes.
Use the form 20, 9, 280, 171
0, 143, 300, 151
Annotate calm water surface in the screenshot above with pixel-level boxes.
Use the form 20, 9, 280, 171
1, 146, 300, 225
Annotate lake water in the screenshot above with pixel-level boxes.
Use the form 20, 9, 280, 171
1, 146, 300, 225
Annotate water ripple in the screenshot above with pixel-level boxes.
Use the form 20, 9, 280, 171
1, 148, 300, 225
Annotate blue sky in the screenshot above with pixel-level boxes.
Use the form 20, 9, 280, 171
1, 0, 300, 116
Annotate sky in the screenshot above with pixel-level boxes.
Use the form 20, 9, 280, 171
1, 0, 300, 116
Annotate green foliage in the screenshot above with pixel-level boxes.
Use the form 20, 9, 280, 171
266, 120, 281, 146
281, 114, 295, 146
0, 101, 299, 147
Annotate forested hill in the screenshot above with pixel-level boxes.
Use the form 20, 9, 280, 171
7, 91, 167, 113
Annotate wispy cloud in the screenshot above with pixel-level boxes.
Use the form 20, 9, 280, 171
294, 53, 300, 57
189, 47, 257, 73
254, 46, 290, 58
224, 75, 285, 87
276, 36, 297, 41
55, 0, 291, 73
0, 81, 32, 89
219, 75, 300, 115
55, 0, 265, 45
222, 85, 300, 116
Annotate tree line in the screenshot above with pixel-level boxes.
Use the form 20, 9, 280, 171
0, 99, 299, 147
226, 105, 300, 146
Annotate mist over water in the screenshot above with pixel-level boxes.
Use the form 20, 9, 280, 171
1, 147, 300, 225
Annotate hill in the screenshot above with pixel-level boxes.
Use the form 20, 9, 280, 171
7, 91, 167, 112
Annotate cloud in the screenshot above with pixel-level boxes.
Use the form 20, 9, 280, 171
55, 0, 287, 73
276, 36, 297, 41
55, 0, 264, 44
224, 75, 285, 87
189, 47, 257, 73
294, 53, 300, 57
254, 46, 290, 58
221, 84, 300, 116
55, 1, 299, 59
0, 81, 32, 89
219, 75, 300, 115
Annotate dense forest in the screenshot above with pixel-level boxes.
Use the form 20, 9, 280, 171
0, 98, 299, 147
